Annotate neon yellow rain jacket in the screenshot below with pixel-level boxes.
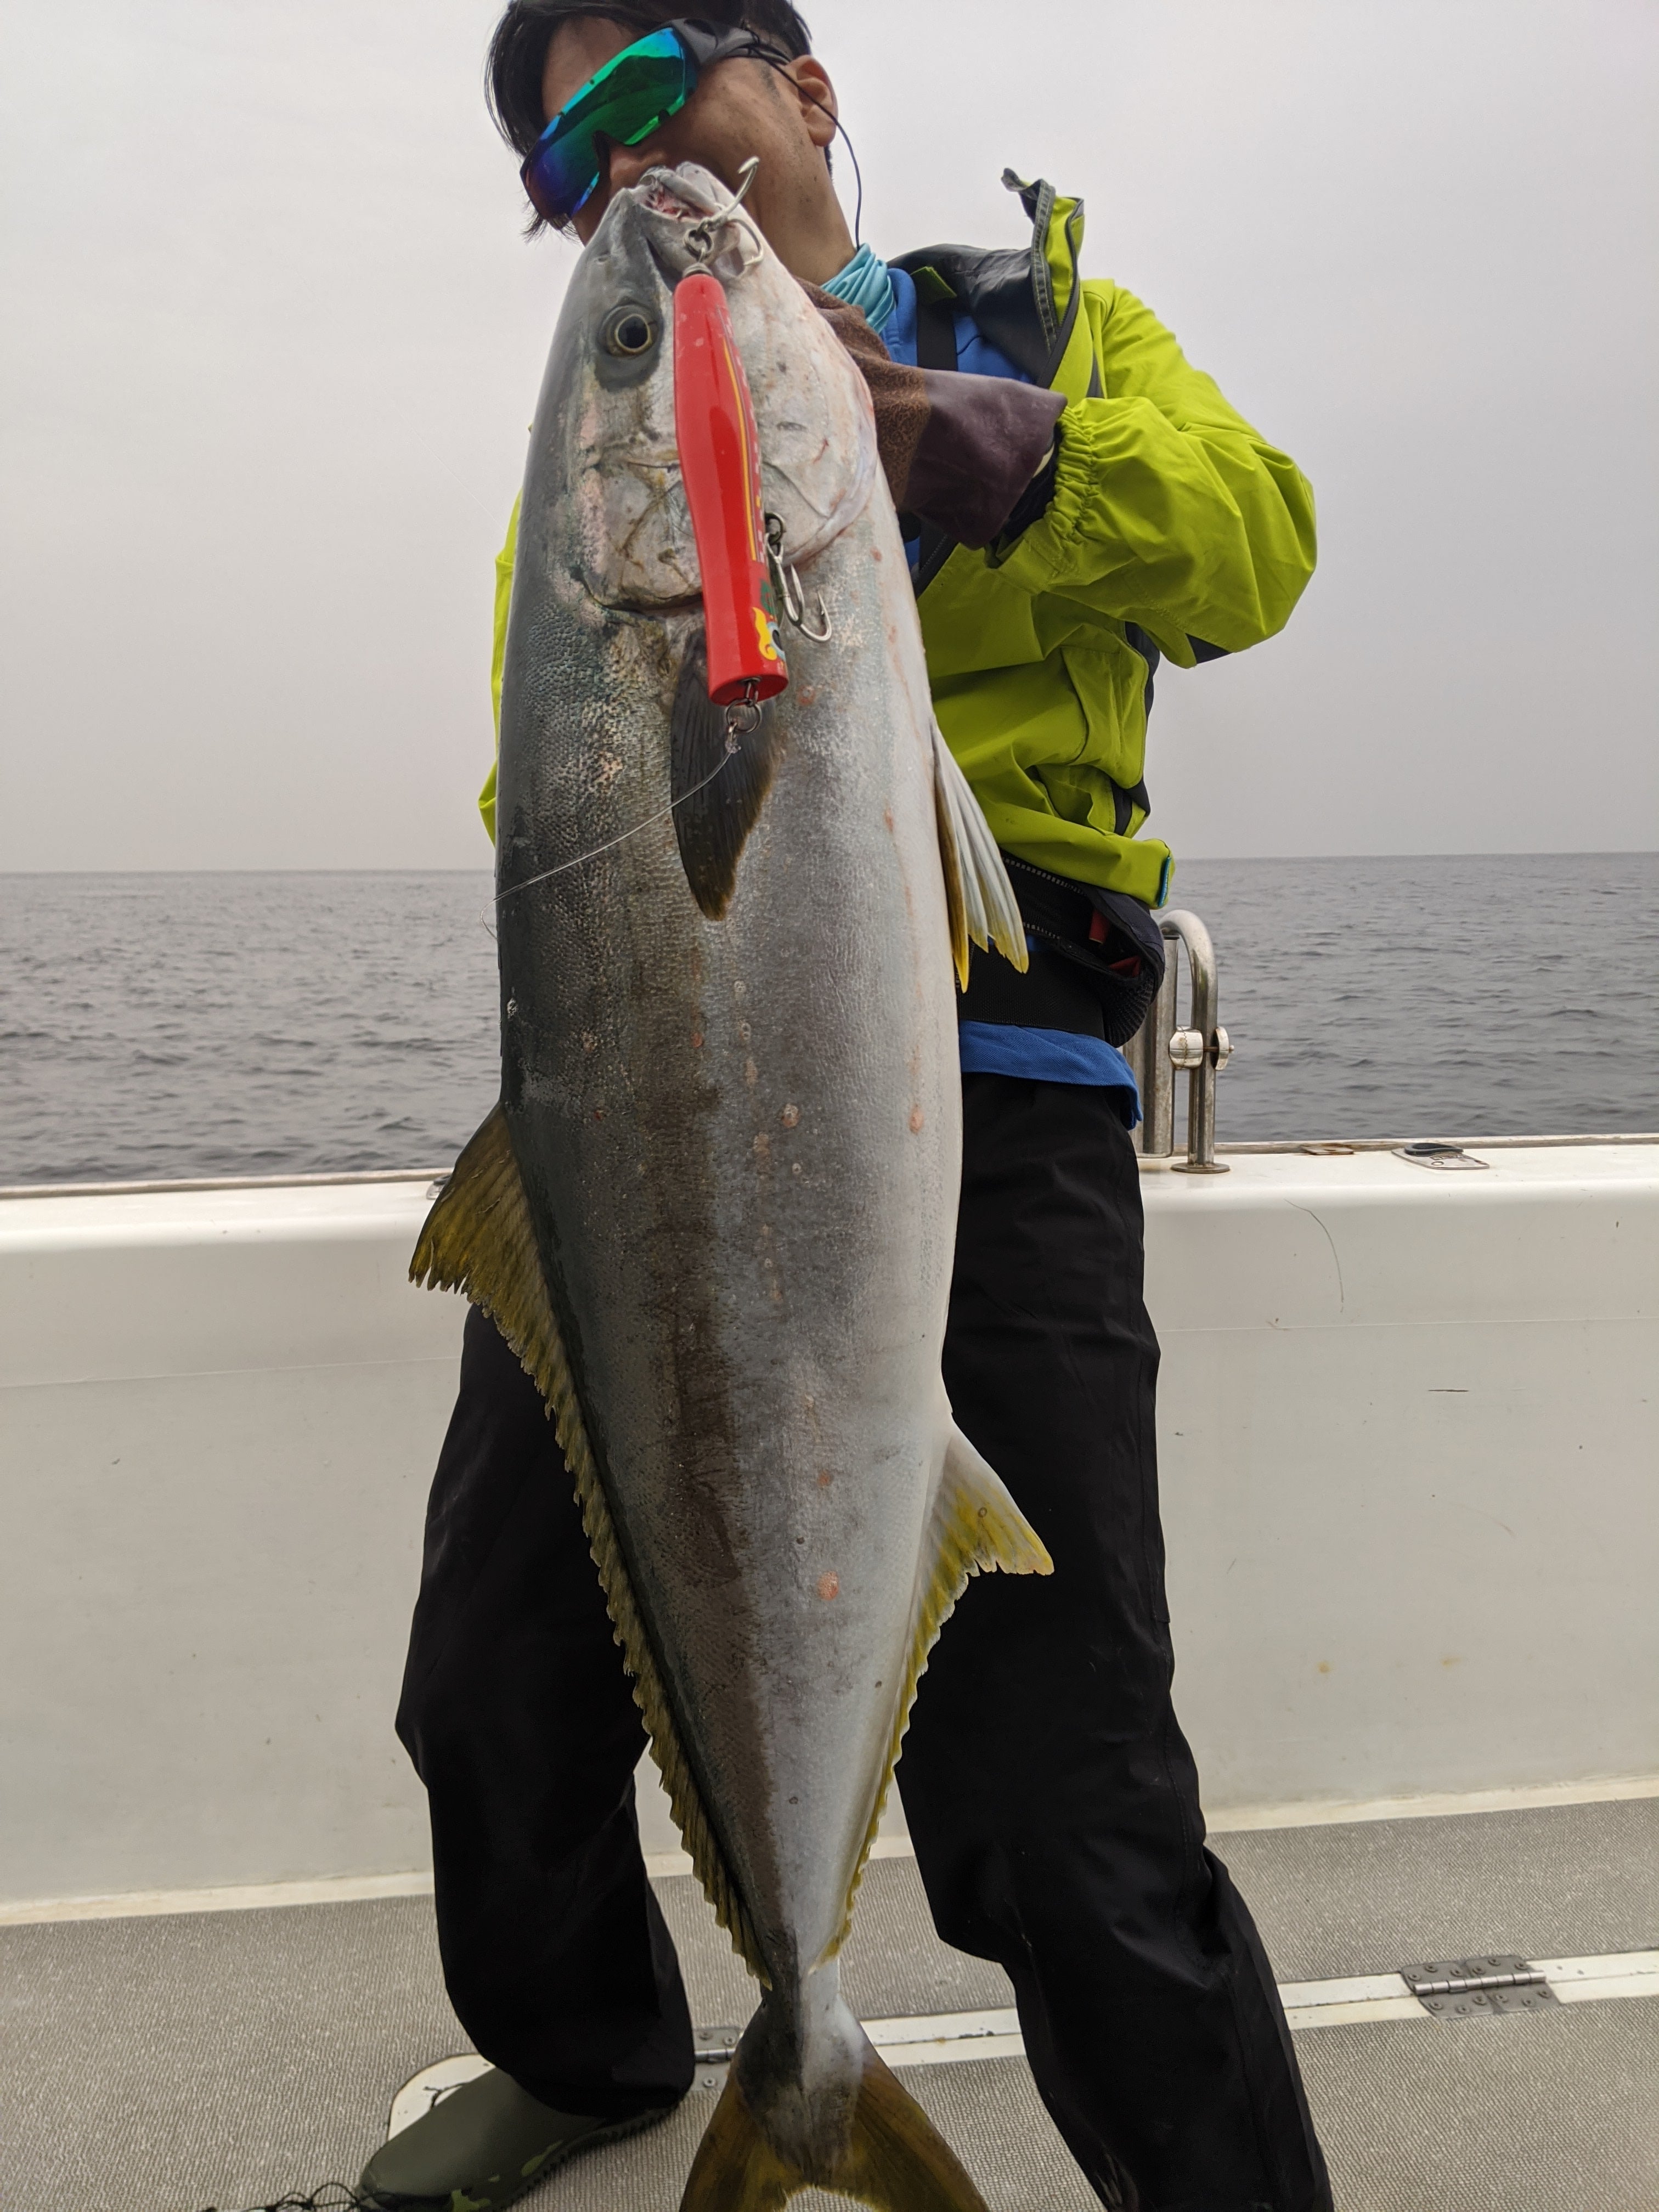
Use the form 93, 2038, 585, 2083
479, 177, 1316, 906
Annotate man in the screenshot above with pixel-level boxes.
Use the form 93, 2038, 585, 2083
369, 7, 1324, 2209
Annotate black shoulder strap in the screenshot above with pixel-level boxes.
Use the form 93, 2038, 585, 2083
911, 290, 958, 597
915, 287, 957, 371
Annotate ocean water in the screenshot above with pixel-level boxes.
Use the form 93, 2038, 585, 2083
1, 856, 1654, 1187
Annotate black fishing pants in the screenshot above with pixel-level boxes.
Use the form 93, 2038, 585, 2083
397, 1075, 1331, 2211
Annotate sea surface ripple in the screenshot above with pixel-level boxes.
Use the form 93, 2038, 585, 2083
1, 856, 1654, 1186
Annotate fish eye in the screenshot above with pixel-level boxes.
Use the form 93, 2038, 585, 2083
603, 307, 657, 358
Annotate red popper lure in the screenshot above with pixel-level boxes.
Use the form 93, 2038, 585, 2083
672, 269, 787, 708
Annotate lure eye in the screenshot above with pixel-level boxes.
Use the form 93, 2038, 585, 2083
603, 307, 657, 357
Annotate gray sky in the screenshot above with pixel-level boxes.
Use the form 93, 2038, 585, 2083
3, 0, 1655, 871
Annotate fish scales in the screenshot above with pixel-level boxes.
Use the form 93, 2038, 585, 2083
415, 165, 1047, 2212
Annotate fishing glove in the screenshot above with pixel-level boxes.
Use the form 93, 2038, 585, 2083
806, 286, 1066, 552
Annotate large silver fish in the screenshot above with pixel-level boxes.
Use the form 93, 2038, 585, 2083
414, 164, 1049, 2212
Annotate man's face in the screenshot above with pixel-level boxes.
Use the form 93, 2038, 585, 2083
541, 13, 841, 253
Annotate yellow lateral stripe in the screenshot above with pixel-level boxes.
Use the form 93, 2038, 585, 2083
719, 332, 761, 565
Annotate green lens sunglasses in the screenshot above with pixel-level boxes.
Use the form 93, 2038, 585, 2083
521, 18, 786, 226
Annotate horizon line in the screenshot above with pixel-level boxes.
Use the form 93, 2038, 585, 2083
2, 849, 1656, 879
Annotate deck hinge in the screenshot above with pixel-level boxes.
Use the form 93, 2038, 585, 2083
1402, 1955, 1559, 2017
694, 2024, 743, 2066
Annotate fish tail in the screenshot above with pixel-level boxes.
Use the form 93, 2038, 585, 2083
679, 2042, 989, 2212
833, 2043, 993, 2211
676, 2071, 795, 2212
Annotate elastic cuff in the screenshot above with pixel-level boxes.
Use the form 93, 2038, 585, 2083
991, 400, 1110, 592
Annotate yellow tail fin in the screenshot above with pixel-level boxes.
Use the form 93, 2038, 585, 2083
680, 2046, 989, 2212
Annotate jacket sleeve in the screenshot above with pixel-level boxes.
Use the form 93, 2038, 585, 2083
995, 284, 1317, 664
478, 494, 521, 848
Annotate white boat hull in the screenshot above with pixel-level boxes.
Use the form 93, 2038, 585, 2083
2, 1143, 1654, 1911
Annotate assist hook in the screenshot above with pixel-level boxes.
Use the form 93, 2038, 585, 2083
685, 155, 761, 263
765, 515, 833, 643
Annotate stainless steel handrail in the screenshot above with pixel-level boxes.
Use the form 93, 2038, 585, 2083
1127, 909, 1232, 1173
1130, 944, 1178, 1158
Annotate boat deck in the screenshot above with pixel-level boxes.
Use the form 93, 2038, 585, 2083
9, 1794, 1657, 2212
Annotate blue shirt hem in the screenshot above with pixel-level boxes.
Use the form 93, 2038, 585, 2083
958, 1022, 1142, 1126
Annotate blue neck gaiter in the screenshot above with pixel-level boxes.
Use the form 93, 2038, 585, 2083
819, 241, 896, 335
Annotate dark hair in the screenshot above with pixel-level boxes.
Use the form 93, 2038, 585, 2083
486, 4, 815, 162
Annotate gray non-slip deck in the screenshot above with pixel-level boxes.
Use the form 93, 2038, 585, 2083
1217, 1795, 1659, 1982
4, 1801, 1657, 2212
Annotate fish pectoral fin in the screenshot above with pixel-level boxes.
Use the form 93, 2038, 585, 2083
413, 1104, 766, 1981
679, 2044, 990, 2212
673, 625, 787, 921
931, 724, 1028, 987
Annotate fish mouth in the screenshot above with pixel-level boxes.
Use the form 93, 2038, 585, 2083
634, 162, 739, 223
637, 176, 706, 222
627, 162, 764, 280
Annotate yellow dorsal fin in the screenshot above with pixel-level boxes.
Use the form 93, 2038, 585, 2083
410, 1103, 765, 1979
830, 1420, 1052, 1954
932, 724, 1029, 988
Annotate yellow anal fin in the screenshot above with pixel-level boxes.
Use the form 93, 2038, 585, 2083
410, 1103, 765, 1979
932, 1422, 1054, 1582
833, 1421, 1052, 1953
679, 2045, 990, 2212
931, 724, 1028, 988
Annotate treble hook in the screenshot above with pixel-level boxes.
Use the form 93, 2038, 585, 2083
764, 514, 833, 643
685, 156, 761, 262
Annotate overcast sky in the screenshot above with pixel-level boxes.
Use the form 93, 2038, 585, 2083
3, 0, 1655, 871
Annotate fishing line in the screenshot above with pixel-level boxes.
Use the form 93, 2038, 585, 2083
192, 2185, 377, 2212
768, 70, 864, 245
482, 731, 742, 933
682, 69, 862, 249
832, 113, 865, 246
